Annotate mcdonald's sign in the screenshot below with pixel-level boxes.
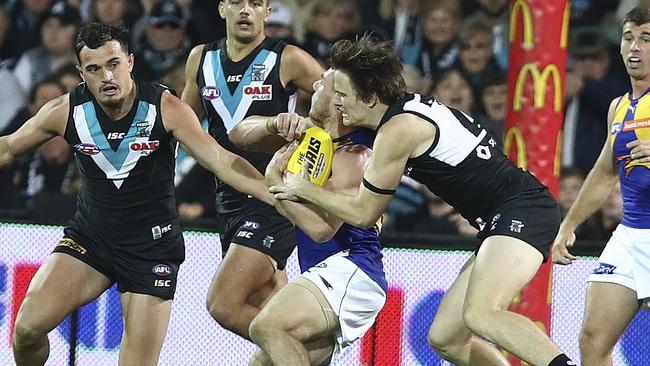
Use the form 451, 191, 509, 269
513, 63, 563, 113
503, 127, 527, 169
509, 0, 534, 48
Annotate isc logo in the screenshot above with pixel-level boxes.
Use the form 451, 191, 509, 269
106, 132, 125, 140
244, 85, 272, 101
201, 86, 221, 100
154, 279, 172, 287
227, 75, 243, 82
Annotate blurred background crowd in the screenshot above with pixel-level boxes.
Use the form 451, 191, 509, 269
0, 0, 645, 249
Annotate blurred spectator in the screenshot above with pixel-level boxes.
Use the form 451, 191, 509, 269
277, 0, 316, 44
13, 1, 80, 95
409, 189, 458, 234
432, 68, 475, 113
578, 182, 623, 241
384, 176, 427, 232
1, 0, 54, 60
0, 77, 66, 213
571, 0, 619, 29
559, 167, 586, 216
184, 0, 225, 44
52, 62, 82, 92
0, 63, 25, 132
86, 0, 138, 28
302, 0, 360, 65
402, 63, 431, 95
160, 62, 185, 95
457, 19, 502, 95
476, 71, 507, 145
400, 0, 461, 81
132, 0, 191, 82
0, 4, 8, 58
378, 0, 420, 54
466, 0, 509, 70
264, 2, 296, 45
562, 29, 628, 172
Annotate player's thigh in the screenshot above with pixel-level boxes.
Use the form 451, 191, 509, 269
465, 235, 543, 311
16, 252, 111, 333
254, 282, 335, 342
120, 292, 173, 344
247, 268, 288, 309
429, 255, 475, 344
209, 244, 277, 304
581, 282, 639, 348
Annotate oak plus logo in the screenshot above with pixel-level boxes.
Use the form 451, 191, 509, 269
130, 140, 159, 156
244, 85, 272, 101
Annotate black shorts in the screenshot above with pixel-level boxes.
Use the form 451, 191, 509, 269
476, 187, 561, 262
55, 222, 185, 300
218, 204, 295, 270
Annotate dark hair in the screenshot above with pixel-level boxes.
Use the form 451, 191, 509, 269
330, 34, 405, 105
29, 76, 65, 103
75, 23, 130, 63
622, 7, 650, 28
561, 166, 586, 180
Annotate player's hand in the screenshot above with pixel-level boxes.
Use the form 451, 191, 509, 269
627, 139, 650, 162
265, 142, 298, 185
275, 113, 312, 142
552, 226, 577, 265
269, 160, 310, 201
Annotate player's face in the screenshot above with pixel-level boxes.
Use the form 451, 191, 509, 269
333, 70, 372, 127
309, 68, 336, 123
77, 40, 134, 107
620, 22, 650, 81
219, 0, 270, 43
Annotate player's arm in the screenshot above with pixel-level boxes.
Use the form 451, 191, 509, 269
0, 95, 68, 167
229, 113, 314, 153
180, 44, 205, 121
279, 45, 323, 94
161, 92, 275, 206
553, 97, 620, 264
271, 116, 416, 228
267, 144, 371, 242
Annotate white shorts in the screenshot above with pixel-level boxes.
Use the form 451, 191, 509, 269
295, 251, 386, 361
589, 224, 650, 303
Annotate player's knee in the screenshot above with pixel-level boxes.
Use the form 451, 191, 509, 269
427, 323, 461, 360
579, 325, 612, 357
462, 306, 491, 337
249, 314, 276, 346
13, 318, 45, 350
206, 297, 235, 329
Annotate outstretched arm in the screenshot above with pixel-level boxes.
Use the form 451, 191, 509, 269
271, 116, 418, 228
0, 95, 68, 167
553, 97, 620, 264
162, 92, 275, 206
229, 113, 314, 153
280, 45, 323, 94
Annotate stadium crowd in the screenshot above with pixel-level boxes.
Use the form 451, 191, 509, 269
0, 0, 643, 245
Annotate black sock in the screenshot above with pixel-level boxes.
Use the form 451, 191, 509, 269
548, 354, 576, 366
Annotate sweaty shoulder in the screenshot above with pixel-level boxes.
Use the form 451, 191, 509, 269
39, 94, 70, 135
379, 112, 434, 158
186, 44, 206, 73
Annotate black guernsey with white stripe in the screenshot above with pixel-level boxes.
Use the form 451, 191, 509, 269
197, 37, 297, 213
380, 93, 545, 227
63, 82, 180, 241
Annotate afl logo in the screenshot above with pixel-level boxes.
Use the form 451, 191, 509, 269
152, 264, 172, 276
201, 86, 221, 100
74, 143, 101, 156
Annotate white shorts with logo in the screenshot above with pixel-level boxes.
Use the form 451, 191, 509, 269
589, 224, 650, 304
295, 251, 386, 361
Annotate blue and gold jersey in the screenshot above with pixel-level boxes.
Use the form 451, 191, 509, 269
610, 91, 650, 228
295, 128, 387, 292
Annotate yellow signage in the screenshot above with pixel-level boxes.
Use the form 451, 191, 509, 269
503, 127, 528, 169
513, 63, 563, 113
509, 0, 534, 49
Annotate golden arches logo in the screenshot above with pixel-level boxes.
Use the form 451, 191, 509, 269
504, 127, 528, 169
513, 63, 563, 113
561, 2, 570, 49
554, 131, 562, 178
509, 0, 534, 48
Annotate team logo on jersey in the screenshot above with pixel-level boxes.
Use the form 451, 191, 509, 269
152, 264, 172, 276
244, 85, 272, 101
509, 219, 524, 233
251, 64, 266, 82
262, 235, 275, 248
611, 122, 622, 135
136, 121, 151, 137
130, 140, 160, 156
74, 143, 101, 156
593, 262, 616, 275
623, 119, 650, 131
201, 86, 221, 100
